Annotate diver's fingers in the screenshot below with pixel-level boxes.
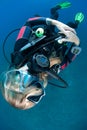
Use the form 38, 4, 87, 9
62, 23, 76, 34
65, 30, 80, 46
58, 28, 76, 39
59, 27, 76, 35
64, 26, 76, 34
58, 37, 80, 46
58, 38, 76, 44
56, 22, 76, 34
59, 29, 80, 45
48, 18, 76, 35
58, 31, 65, 35
58, 38, 69, 44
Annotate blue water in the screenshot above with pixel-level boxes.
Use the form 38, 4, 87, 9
0, 0, 87, 130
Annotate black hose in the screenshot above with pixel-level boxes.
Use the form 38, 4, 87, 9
2, 28, 20, 64
46, 69, 68, 88
48, 81, 67, 88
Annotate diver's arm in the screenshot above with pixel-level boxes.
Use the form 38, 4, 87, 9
60, 52, 76, 71
60, 44, 81, 71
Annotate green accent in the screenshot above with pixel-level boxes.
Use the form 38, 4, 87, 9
75, 12, 84, 23
35, 28, 44, 37
64, 43, 67, 46
57, 1, 71, 9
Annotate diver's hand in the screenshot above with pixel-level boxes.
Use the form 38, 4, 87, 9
58, 30, 80, 46
46, 18, 76, 34
56, 21, 76, 35
46, 18, 80, 45
50, 19, 80, 45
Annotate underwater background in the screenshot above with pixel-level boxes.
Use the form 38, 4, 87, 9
0, 0, 87, 130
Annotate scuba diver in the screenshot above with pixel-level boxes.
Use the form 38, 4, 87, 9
0, 1, 84, 110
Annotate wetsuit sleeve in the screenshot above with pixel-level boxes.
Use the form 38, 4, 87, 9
60, 45, 77, 70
